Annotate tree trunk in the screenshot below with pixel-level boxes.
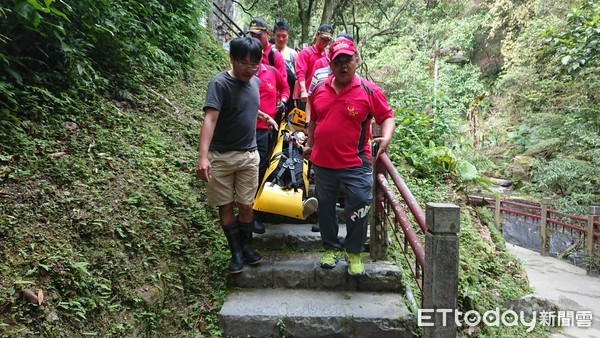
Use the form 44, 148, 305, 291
320, 0, 342, 24
297, 0, 316, 44
210, 0, 237, 42
277, 0, 286, 20
426, 0, 438, 9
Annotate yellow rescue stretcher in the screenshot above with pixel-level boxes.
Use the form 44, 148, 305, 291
253, 108, 310, 219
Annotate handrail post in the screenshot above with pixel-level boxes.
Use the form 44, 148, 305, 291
423, 203, 460, 338
586, 206, 599, 276
540, 197, 552, 256
370, 124, 387, 260
494, 197, 502, 232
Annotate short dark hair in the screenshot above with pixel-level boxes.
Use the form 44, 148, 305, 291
273, 21, 289, 32
229, 37, 263, 63
336, 33, 353, 42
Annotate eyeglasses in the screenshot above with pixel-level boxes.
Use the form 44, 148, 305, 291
237, 60, 260, 70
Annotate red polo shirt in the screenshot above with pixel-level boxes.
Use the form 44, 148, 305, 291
261, 43, 288, 84
256, 64, 290, 130
313, 56, 329, 72
295, 44, 327, 85
309, 74, 394, 169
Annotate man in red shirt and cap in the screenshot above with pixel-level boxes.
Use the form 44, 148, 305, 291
295, 24, 334, 113
303, 38, 395, 276
247, 18, 288, 86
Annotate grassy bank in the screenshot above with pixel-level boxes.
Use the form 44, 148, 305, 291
0, 44, 232, 336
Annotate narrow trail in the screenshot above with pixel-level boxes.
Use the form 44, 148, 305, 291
507, 243, 600, 338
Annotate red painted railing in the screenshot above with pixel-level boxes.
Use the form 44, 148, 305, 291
372, 153, 427, 292
472, 196, 600, 239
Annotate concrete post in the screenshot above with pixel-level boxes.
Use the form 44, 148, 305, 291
586, 206, 599, 276
423, 203, 460, 338
494, 197, 502, 232
540, 197, 552, 256
370, 124, 387, 260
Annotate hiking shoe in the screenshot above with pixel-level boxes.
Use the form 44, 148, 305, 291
345, 251, 365, 276
319, 250, 340, 269
302, 197, 318, 219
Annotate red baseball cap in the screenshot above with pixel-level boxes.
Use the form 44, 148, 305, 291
328, 38, 356, 60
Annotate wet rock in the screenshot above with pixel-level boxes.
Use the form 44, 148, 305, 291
512, 155, 535, 183
502, 295, 559, 318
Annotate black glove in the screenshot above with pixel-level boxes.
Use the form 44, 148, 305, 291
276, 101, 286, 114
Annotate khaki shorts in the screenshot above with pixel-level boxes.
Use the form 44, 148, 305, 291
206, 150, 259, 206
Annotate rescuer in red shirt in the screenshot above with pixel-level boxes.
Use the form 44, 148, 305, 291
303, 38, 395, 275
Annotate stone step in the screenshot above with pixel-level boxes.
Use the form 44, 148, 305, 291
229, 252, 403, 292
253, 223, 370, 251
253, 222, 327, 251
219, 288, 415, 338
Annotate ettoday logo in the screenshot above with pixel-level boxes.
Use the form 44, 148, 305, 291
418, 308, 537, 332
418, 308, 594, 331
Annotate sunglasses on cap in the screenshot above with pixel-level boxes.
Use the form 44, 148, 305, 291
318, 33, 333, 40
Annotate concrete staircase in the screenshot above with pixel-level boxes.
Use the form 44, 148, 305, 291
218, 223, 416, 337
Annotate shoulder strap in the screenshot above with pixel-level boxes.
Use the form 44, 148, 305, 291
268, 48, 275, 67
359, 78, 373, 96
272, 134, 302, 191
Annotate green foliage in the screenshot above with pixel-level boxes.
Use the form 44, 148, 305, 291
0, 0, 231, 336
391, 107, 482, 187
0, 74, 232, 335
0, 0, 210, 117
492, 0, 599, 213
542, 1, 600, 75
0, 75, 232, 335
365, 9, 490, 187
1, 0, 594, 336
389, 167, 534, 337
457, 208, 537, 336
520, 157, 599, 215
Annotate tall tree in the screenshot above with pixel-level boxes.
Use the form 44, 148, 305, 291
321, 0, 342, 24
296, 0, 317, 42
426, 0, 437, 8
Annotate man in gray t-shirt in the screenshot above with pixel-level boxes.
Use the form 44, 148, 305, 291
197, 37, 277, 275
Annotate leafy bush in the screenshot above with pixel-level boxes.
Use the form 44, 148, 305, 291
1, 0, 211, 120
542, 1, 600, 75
0, 0, 231, 336
520, 157, 599, 214
493, 0, 600, 212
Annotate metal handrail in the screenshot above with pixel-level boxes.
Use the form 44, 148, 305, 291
377, 174, 426, 269
378, 154, 427, 232
373, 152, 427, 291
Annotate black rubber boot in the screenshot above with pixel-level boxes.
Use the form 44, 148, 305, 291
238, 220, 262, 265
252, 214, 266, 234
311, 223, 320, 232
222, 224, 244, 274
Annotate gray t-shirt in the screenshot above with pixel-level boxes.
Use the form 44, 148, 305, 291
203, 71, 260, 151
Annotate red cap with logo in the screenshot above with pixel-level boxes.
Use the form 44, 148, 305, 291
328, 38, 356, 61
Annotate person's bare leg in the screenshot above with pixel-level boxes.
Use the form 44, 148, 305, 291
218, 203, 236, 226
237, 203, 254, 223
